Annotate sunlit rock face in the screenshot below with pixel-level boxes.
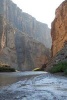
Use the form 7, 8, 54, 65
0, 0, 51, 71
46, 0, 67, 70
51, 0, 67, 57
0, 16, 18, 69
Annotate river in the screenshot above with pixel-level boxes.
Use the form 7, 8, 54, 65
0, 71, 45, 87
0, 71, 67, 100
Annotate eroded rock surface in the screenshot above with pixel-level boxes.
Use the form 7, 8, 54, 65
46, 0, 67, 70
0, 0, 51, 70
51, 0, 67, 57
46, 42, 67, 70
0, 0, 51, 71
0, 16, 50, 70
0, 0, 51, 48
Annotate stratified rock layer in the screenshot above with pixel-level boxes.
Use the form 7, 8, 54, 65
51, 0, 67, 57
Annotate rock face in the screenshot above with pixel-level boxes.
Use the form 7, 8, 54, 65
51, 0, 67, 57
0, 0, 51, 71
0, 15, 18, 69
15, 30, 50, 71
46, 41, 67, 71
0, 0, 51, 48
46, 0, 67, 70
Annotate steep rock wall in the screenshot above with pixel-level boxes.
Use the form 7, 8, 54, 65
51, 0, 67, 56
0, 0, 51, 71
0, 0, 51, 48
15, 31, 49, 71
46, 0, 67, 70
0, 16, 49, 71
0, 15, 18, 69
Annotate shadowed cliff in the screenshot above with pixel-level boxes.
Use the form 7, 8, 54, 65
0, 0, 52, 48
0, 0, 51, 71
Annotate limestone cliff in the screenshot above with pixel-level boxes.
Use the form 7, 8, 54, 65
0, 15, 18, 69
0, 15, 50, 71
0, 0, 51, 48
46, 0, 67, 70
51, 0, 67, 57
15, 32, 49, 71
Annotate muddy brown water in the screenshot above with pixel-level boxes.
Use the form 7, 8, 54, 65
0, 71, 45, 87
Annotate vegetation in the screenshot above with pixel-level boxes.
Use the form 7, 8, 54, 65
49, 61, 67, 75
0, 62, 15, 72
64, 69, 67, 75
0, 67, 15, 72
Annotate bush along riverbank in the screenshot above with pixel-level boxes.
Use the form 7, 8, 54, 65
0, 62, 15, 72
49, 61, 67, 75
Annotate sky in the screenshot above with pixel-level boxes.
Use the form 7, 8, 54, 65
12, 0, 64, 28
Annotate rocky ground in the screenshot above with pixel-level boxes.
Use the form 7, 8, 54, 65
0, 72, 67, 100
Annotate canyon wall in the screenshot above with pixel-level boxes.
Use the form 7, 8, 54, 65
0, 0, 51, 48
46, 0, 67, 70
0, 0, 51, 70
51, 0, 67, 57
0, 15, 18, 69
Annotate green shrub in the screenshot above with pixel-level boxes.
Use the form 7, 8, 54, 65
0, 62, 15, 72
49, 61, 67, 74
0, 67, 15, 72
64, 69, 67, 75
